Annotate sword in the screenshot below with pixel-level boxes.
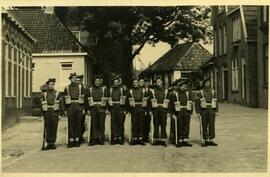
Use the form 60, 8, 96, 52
41, 115, 46, 151
66, 114, 69, 145
128, 113, 132, 144
173, 115, 178, 145
150, 112, 154, 144
87, 113, 92, 143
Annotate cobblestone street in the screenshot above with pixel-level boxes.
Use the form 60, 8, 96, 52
2, 103, 268, 173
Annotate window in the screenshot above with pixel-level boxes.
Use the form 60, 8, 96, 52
11, 41, 15, 97
71, 31, 81, 42
264, 44, 269, 84
214, 29, 218, 57
61, 62, 73, 70
23, 55, 27, 97
61, 62, 73, 85
218, 27, 223, 55
232, 59, 239, 91
5, 41, 9, 97
262, 6, 269, 23
232, 16, 241, 42
32, 62, 35, 71
27, 58, 31, 97
223, 25, 227, 54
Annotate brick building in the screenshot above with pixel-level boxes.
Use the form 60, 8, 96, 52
1, 10, 36, 128
211, 5, 268, 108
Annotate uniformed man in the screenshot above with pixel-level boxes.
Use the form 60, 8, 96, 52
118, 74, 128, 140
195, 78, 218, 147
128, 76, 147, 145
171, 79, 193, 147
76, 74, 86, 143
63, 73, 85, 148
86, 75, 109, 146
143, 77, 151, 143
108, 75, 127, 145
149, 77, 169, 146
41, 78, 61, 150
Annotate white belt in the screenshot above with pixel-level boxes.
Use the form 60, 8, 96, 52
135, 102, 142, 105
70, 100, 80, 103
157, 103, 163, 107
93, 101, 102, 105
47, 105, 55, 108
112, 101, 120, 104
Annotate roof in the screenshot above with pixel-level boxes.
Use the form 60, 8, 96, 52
140, 42, 212, 76
8, 8, 95, 59
2, 10, 36, 43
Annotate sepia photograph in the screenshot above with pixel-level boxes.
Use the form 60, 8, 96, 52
1, 4, 269, 174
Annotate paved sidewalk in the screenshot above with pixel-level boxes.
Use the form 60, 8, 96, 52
1, 103, 268, 172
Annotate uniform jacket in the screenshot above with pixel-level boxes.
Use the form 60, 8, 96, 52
195, 88, 218, 113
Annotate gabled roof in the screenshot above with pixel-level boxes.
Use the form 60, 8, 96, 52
8, 8, 94, 59
2, 10, 36, 43
140, 42, 211, 76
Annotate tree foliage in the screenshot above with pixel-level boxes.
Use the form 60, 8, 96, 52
55, 6, 212, 62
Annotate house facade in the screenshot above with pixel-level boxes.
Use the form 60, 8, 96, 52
140, 42, 212, 89
212, 5, 268, 108
9, 7, 95, 115
257, 6, 269, 109
1, 10, 36, 128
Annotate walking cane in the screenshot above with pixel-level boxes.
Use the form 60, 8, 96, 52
87, 113, 92, 143
173, 115, 178, 145
150, 112, 154, 144
66, 114, 69, 145
41, 115, 46, 151
108, 111, 111, 143
167, 113, 171, 144
197, 114, 204, 144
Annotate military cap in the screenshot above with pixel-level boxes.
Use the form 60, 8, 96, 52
77, 74, 84, 79
69, 72, 77, 79
46, 77, 56, 84
131, 75, 138, 82
144, 77, 150, 81
93, 74, 100, 81
202, 77, 210, 84
99, 74, 104, 79
111, 74, 120, 82
177, 79, 188, 86
154, 76, 162, 82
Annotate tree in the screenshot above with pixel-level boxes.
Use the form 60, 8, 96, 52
55, 6, 212, 85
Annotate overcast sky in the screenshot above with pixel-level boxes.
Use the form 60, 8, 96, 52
133, 41, 213, 71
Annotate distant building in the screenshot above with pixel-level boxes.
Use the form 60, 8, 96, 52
140, 42, 212, 88
1, 9, 36, 127
9, 7, 96, 115
211, 5, 268, 108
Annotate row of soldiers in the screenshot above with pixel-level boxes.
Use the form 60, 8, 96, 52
40, 72, 218, 150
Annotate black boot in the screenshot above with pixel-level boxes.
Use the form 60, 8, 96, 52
208, 141, 218, 146
182, 141, 193, 147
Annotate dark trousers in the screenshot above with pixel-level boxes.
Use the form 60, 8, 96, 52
81, 114, 86, 137
176, 109, 191, 140
44, 109, 59, 144
201, 108, 216, 139
144, 110, 151, 139
90, 105, 106, 142
153, 107, 167, 139
67, 103, 83, 139
111, 105, 125, 139
130, 106, 145, 139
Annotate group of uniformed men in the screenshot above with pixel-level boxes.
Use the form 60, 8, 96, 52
40, 72, 218, 150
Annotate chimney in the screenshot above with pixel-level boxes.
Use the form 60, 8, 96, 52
44, 6, 54, 14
